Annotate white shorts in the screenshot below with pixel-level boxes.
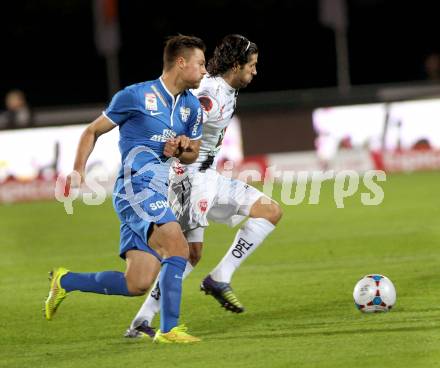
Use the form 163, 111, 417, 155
169, 168, 264, 242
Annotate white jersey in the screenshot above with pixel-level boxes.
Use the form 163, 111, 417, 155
186, 75, 238, 172
168, 75, 265, 235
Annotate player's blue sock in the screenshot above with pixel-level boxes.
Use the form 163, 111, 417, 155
60, 271, 132, 296
159, 256, 187, 333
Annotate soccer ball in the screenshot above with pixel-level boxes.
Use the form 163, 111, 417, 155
353, 274, 396, 312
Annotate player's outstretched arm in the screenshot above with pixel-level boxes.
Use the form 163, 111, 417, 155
67, 114, 116, 187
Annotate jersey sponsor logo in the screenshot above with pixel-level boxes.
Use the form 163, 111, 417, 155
173, 163, 185, 175
180, 106, 190, 122
199, 96, 213, 112
231, 238, 254, 258
150, 111, 162, 116
145, 93, 158, 111
150, 129, 176, 142
198, 198, 208, 213
191, 108, 202, 137
149, 200, 169, 211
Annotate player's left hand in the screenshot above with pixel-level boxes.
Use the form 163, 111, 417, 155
163, 135, 191, 158
174, 135, 190, 152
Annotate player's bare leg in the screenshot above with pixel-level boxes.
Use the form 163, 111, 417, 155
126, 251, 160, 338
125, 250, 161, 295
125, 238, 197, 338
126, 197, 282, 332
145, 222, 200, 343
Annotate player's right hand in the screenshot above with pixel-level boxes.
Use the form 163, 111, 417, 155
163, 139, 179, 158
65, 170, 84, 196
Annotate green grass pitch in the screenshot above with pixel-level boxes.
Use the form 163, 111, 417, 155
1, 171, 440, 367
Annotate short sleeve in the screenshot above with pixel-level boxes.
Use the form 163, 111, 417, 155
186, 105, 203, 140
104, 88, 136, 125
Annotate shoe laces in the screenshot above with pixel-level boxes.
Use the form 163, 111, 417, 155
222, 288, 240, 303
172, 324, 189, 334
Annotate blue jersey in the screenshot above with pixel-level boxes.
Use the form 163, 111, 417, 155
105, 77, 202, 179
105, 77, 202, 260
106, 77, 202, 215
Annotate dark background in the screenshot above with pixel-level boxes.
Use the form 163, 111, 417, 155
3, 0, 440, 108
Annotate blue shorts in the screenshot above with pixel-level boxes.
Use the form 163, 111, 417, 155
113, 178, 177, 261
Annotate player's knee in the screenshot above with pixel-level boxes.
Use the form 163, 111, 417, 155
188, 242, 203, 266
174, 244, 189, 260
165, 237, 189, 259
158, 223, 189, 259
124, 267, 157, 296
163, 239, 189, 260
252, 200, 282, 225
126, 278, 151, 296
129, 287, 148, 296
266, 202, 282, 225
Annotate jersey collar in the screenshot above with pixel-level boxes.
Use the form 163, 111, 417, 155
156, 77, 184, 108
217, 76, 236, 94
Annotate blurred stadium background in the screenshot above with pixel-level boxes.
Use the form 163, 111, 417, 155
1, 1, 440, 367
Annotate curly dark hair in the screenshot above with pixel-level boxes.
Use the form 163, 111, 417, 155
207, 34, 258, 76
163, 35, 206, 70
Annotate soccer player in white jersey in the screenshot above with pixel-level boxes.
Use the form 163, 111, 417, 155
125, 34, 282, 338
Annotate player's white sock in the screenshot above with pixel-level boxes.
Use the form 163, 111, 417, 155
130, 262, 193, 328
210, 218, 275, 283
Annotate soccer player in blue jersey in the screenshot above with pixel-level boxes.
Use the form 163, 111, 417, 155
44, 35, 207, 344
125, 35, 282, 339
